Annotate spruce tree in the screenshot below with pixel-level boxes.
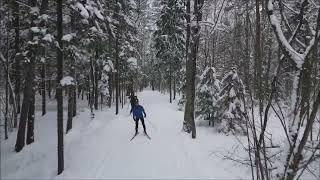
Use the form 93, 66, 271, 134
196, 67, 220, 126
153, 0, 185, 103
216, 67, 246, 134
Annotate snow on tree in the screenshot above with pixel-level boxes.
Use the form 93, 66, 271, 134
264, 1, 320, 179
196, 67, 220, 125
153, 0, 185, 102
177, 67, 186, 111
216, 67, 246, 134
15, 0, 54, 152
100, 60, 114, 98
127, 57, 138, 69
105, 0, 139, 113
60, 76, 75, 86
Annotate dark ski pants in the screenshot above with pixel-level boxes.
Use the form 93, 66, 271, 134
134, 117, 146, 133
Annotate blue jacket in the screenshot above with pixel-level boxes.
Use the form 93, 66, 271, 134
130, 105, 146, 119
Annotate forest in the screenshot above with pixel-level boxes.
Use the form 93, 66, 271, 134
0, 0, 319, 179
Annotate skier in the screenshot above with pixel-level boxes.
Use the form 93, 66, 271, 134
130, 100, 147, 135
129, 92, 138, 110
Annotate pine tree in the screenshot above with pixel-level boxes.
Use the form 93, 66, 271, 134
153, 0, 185, 103
106, 0, 138, 114
67, 0, 115, 118
216, 67, 246, 134
196, 67, 220, 126
15, 0, 51, 151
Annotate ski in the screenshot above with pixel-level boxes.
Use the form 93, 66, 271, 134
130, 132, 138, 141
144, 132, 151, 140
130, 132, 151, 141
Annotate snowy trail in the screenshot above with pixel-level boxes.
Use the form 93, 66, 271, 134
62, 90, 200, 178
1, 90, 251, 179
59, 90, 250, 179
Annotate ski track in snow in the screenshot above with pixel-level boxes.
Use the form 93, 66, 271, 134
1, 90, 252, 179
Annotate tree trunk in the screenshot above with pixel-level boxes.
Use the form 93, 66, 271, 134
158, 71, 161, 92
39, 0, 48, 117
255, 0, 263, 104
90, 58, 95, 118
71, 13, 77, 117
26, 89, 35, 144
48, 79, 52, 99
113, 74, 115, 103
183, 0, 191, 132
151, 79, 154, 91
67, 43, 76, 132
108, 73, 112, 107
244, 0, 251, 90
66, 43, 76, 132
66, 87, 73, 133
115, 36, 119, 115
77, 85, 81, 98
81, 86, 84, 100
41, 62, 46, 116
56, 0, 64, 174
15, 0, 38, 151
173, 78, 176, 100
255, 1, 269, 178
87, 76, 90, 105
26, 46, 35, 144
94, 56, 99, 110
13, 0, 20, 115
187, 0, 203, 139
169, 66, 172, 103
122, 83, 124, 109
5, 46, 9, 139
101, 93, 103, 109
15, 60, 32, 152
73, 85, 76, 117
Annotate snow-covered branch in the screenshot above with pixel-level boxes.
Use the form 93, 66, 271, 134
60, 76, 75, 86
267, 0, 318, 69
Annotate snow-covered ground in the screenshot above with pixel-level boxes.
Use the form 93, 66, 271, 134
1, 90, 318, 179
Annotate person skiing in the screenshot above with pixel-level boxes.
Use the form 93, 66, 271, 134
130, 100, 147, 135
129, 92, 138, 110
